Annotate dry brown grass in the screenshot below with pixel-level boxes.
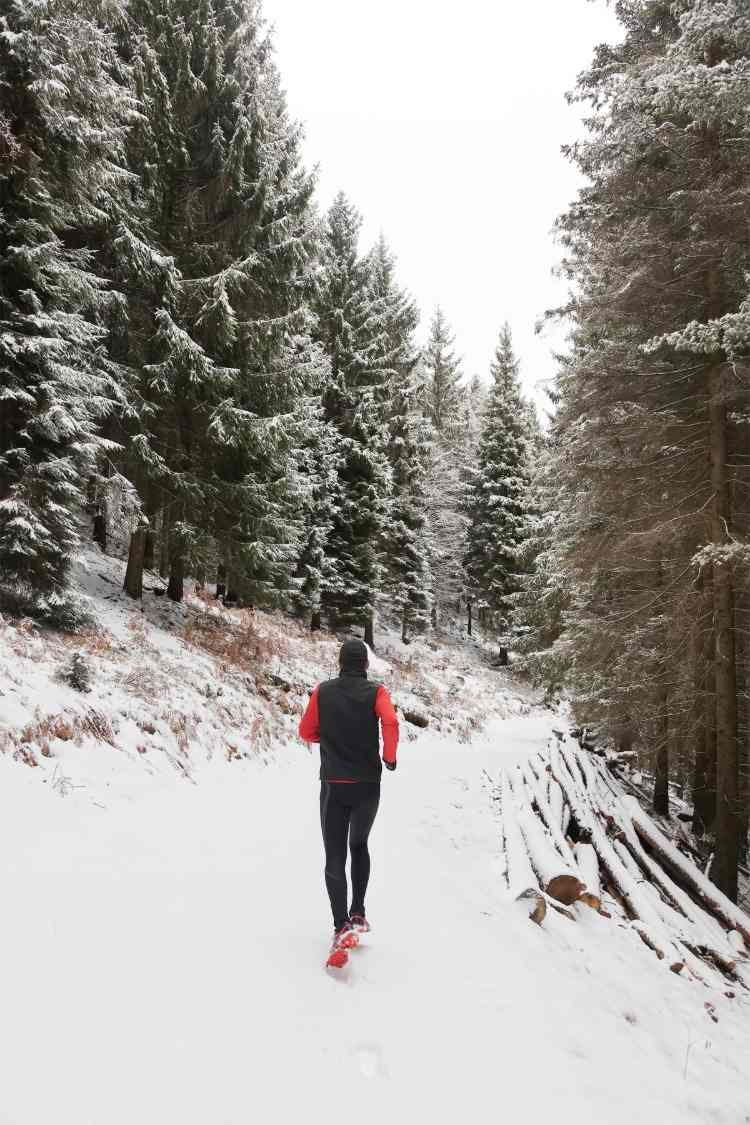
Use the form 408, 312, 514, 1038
123, 665, 166, 700
60, 627, 114, 656
164, 711, 196, 755
18, 709, 116, 751
21, 714, 75, 744
183, 609, 287, 673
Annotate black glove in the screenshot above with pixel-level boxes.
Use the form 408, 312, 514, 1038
383, 759, 397, 772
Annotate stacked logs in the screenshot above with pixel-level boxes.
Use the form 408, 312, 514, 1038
494, 735, 750, 989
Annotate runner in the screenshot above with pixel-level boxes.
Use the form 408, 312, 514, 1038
299, 638, 399, 967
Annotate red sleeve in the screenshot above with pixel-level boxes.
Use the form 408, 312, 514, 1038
375, 686, 399, 764
299, 686, 320, 743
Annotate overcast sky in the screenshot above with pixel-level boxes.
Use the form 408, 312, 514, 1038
262, 1, 623, 409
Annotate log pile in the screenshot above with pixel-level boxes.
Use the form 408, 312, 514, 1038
493, 734, 750, 990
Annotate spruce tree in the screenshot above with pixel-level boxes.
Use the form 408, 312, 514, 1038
314, 194, 392, 643
423, 306, 463, 437
116, 0, 320, 604
463, 325, 532, 635
0, 0, 135, 623
512, 394, 569, 696
420, 307, 471, 629
369, 236, 432, 642
552, 0, 750, 898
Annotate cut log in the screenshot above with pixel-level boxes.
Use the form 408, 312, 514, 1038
402, 709, 429, 729
574, 843, 601, 900
625, 798, 750, 950
499, 771, 538, 896
515, 888, 546, 926
578, 892, 602, 912
511, 773, 579, 893
520, 762, 573, 861
546, 873, 586, 906
542, 893, 577, 921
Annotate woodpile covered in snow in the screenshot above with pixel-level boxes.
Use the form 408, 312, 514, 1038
494, 735, 750, 991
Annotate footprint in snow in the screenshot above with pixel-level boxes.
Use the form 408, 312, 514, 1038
355, 1043, 387, 1080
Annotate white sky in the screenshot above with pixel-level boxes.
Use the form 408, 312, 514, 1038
262, 0, 623, 410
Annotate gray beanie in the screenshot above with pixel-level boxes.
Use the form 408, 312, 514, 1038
339, 638, 369, 676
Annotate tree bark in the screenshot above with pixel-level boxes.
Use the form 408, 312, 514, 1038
310, 607, 321, 633
159, 506, 172, 580
692, 596, 716, 835
653, 694, 670, 817
467, 598, 473, 638
123, 525, 147, 600
709, 361, 739, 901
364, 614, 374, 650
167, 554, 184, 603
401, 606, 409, 645
93, 511, 107, 553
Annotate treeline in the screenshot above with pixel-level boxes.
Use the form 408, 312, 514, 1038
517, 0, 750, 902
0, 0, 537, 645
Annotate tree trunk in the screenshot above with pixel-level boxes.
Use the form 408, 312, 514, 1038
310, 607, 321, 633
159, 506, 172, 580
123, 525, 147, 600
401, 606, 409, 645
93, 511, 107, 553
364, 614, 374, 650
467, 598, 473, 638
653, 694, 670, 817
692, 597, 716, 835
709, 362, 739, 901
167, 554, 184, 603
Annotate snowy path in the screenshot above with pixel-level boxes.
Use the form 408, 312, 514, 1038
1, 714, 748, 1125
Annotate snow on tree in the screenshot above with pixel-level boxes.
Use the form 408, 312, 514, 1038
423, 306, 463, 437
512, 393, 570, 696
0, 0, 136, 624
421, 308, 474, 630
115, 0, 321, 605
313, 194, 392, 644
368, 235, 432, 643
463, 325, 532, 636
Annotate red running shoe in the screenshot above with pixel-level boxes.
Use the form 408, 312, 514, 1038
335, 921, 359, 949
349, 914, 370, 933
325, 922, 358, 970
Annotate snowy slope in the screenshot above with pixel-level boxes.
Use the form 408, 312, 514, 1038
1, 555, 749, 1124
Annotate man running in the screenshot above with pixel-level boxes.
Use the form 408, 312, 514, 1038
299, 638, 399, 968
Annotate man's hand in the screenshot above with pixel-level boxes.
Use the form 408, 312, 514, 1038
383, 759, 397, 772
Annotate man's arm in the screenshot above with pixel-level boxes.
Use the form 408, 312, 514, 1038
375, 686, 399, 768
299, 686, 320, 743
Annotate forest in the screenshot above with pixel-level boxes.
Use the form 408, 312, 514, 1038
1, 0, 749, 904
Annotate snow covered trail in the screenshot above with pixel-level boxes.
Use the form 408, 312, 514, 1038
1, 713, 748, 1125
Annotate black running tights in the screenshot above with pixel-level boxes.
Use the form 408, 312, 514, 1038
319, 781, 380, 931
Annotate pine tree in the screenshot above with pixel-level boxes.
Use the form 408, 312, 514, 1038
314, 194, 392, 644
116, 0, 320, 604
369, 236, 432, 642
420, 307, 470, 629
423, 306, 463, 438
512, 393, 570, 696
290, 377, 339, 632
552, 0, 750, 899
463, 325, 532, 635
0, 0, 135, 624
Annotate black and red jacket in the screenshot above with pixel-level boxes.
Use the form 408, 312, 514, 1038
299, 676, 399, 782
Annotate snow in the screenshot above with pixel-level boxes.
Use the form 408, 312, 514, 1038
1, 554, 749, 1124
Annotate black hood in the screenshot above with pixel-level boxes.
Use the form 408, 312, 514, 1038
339, 638, 369, 678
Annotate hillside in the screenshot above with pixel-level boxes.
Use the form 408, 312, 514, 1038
1, 553, 749, 1125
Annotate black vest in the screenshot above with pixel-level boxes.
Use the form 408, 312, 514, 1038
318, 675, 381, 782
